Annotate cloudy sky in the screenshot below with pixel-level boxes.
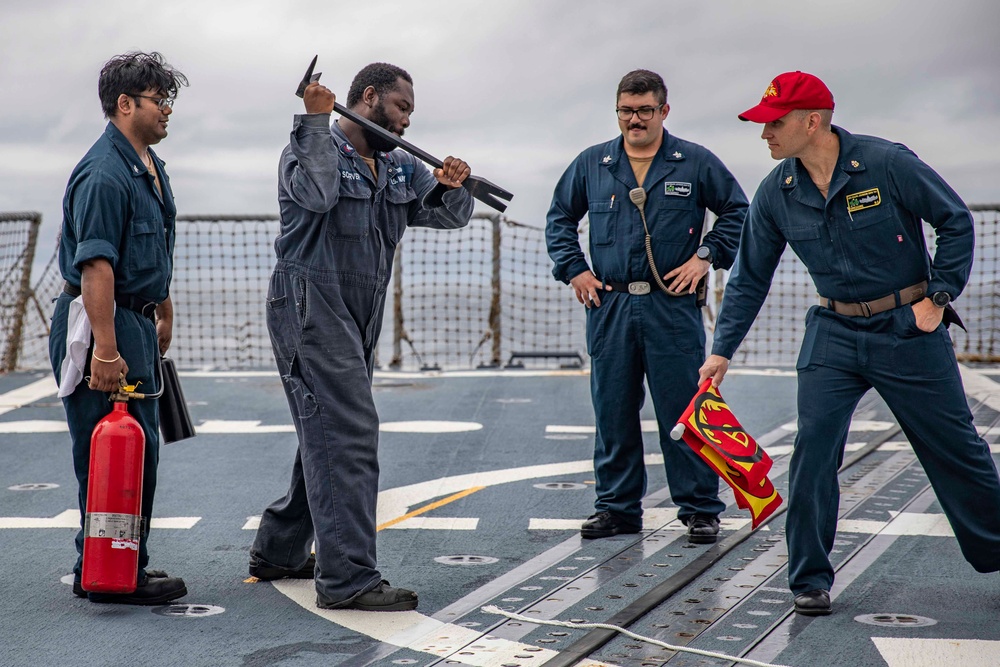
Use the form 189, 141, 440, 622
2, 0, 997, 269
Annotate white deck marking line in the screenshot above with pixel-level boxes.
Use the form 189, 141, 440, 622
380, 421, 483, 433
546, 419, 658, 434
0, 420, 68, 433
384, 517, 479, 530
0, 509, 199, 529
873, 637, 1000, 667
0, 376, 58, 416
271, 579, 618, 667
838, 512, 956, 537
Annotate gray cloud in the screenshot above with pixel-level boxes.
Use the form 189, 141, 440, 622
2, 0, 997, 269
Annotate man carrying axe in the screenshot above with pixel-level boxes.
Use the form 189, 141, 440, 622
249, 61, 474, 611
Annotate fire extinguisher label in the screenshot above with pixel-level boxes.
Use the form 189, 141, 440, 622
84, 512, 142, 541
111, 539, 139, 551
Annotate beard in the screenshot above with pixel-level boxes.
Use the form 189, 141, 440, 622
363, 101, 403, 153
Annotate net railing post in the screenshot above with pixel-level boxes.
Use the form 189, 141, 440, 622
391, 246, 404, 368
490, 215, 502, 367
2, 213, 41, 373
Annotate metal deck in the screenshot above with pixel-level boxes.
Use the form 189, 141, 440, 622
1, 366, 999, 667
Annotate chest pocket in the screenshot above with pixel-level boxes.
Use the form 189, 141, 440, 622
649, 196, 697, 243
587, 199, 617, 246
846, 208, 905, 265
328, 180, 372, 242
780, 222, 831, 273
127, 217, 167, 275
386, 184, 417, 244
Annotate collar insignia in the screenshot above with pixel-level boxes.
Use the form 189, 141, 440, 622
851, 160, 860, 168
341, 143, 356, 156
602, 155, 612, 163
133, 165, 139, 174
672, 151, 683, 158
785, 176, 793, 185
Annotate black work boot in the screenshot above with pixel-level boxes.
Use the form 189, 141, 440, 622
685, 514, 721, 544
317, 580, 418, 611
86, 572, 187, 605
794, 589, 832, 616
580, 511, 641, 539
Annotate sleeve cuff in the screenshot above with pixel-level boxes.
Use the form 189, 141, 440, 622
74, 239, 119, 271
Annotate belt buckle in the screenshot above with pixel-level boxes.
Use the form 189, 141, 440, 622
859, 301, 873, 317
628, 281, 651, 296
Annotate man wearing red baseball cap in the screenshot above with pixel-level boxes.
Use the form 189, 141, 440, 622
700, 71, 1000, 616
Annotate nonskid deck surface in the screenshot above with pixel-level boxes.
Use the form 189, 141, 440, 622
0, 367, 998, 667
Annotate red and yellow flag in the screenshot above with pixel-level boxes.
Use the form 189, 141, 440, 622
673, 379, 782, 529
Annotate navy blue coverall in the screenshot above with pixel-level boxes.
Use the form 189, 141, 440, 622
713, 126, 1000, 595
49, 122, 175, 585
252, 115, 473, 606
547, 129, 749, 525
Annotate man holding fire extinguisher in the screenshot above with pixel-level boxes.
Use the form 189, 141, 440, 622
48, 52, 189, 604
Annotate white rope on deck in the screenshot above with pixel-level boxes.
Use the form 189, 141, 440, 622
481, 605, 793, 667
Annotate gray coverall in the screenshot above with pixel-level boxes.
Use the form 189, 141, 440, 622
251, 114, 473, 605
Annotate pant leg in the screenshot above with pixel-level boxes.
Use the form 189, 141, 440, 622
867, 308, 1000, 572
257, 271, 382, 603
50, 296, 160, 582
787, 309, 870, 595
589, 293, 647, 522
641, 294, 723, 521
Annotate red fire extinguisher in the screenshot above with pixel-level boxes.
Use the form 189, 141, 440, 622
80, 370, 163, 594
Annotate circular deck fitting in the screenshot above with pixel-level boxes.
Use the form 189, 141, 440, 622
855, 613, 937, 628
434, 555, 499, 565
8, 483, 59, 491
458, 622, 481, 627
533, 482, 587, 491
152, 604, 225, 618
380, 420, 483, 433
392, 660, 419, 665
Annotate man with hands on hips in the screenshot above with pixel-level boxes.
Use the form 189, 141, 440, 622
547, 68, 749, 545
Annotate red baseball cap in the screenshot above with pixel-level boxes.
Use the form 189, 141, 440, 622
738, 71, 834, 123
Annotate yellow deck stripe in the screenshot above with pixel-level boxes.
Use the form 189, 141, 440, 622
376, 486, 485, 531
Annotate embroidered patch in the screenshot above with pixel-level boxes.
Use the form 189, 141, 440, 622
664, 182, 692, 197
764, 80, 779, 99
846, 188, 881, 213
341, 143, 356, 156
340, 169, 362, 181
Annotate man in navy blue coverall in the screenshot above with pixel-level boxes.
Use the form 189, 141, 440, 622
701, 71, 1000, 616
49, 52, 188, 605
546, 69, 749, 545
249, 63, 474, 611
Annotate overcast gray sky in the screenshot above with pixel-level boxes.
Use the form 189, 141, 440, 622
2, 0, 998, 265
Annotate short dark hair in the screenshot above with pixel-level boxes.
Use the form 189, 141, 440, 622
98, 51, 188, 118
617, 69, 667, 105
347, 62, 412, 107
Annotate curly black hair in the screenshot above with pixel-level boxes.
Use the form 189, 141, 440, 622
346, 62, 412, 108
98, 51, 189, 118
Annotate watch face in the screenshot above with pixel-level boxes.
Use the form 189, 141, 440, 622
697, 246, 711, 260
932, 292, 950, 307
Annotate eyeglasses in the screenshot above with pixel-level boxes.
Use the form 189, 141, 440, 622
616, 106, 661, 121
133, 95, 174, 111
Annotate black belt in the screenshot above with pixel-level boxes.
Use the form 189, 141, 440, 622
603, 276, 708, 306
63, 282, 159, 320
604, 280, 654, 295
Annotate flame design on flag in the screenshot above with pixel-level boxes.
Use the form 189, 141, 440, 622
675, 380, 782, 529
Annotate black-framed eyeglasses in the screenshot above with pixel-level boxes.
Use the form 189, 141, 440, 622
133, 95, 174, 111
616, 106, 661, 121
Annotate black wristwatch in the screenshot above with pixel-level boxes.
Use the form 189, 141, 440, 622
930, 291, 951, 308
696, 245, 713, 264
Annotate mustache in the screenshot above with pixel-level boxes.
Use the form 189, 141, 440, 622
628, 123, 646, 131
